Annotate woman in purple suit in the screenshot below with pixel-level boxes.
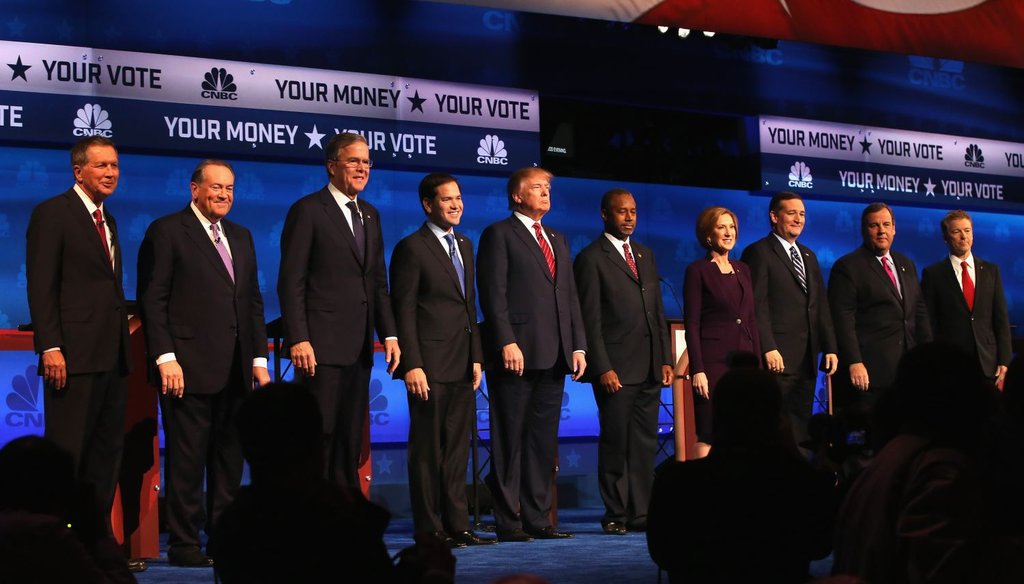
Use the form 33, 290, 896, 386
684, 206, 761, 458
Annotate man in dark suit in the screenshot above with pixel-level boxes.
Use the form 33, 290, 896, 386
278, 132, 400, 489
741, 192, 837, 451
26, 136, 131, 530
137, 160, 270, 567
573, 188, 673, 535
828, 202, 931, 414
477, 167, 587, 542
389, 173, 495, 548
921, 209, 1011, 386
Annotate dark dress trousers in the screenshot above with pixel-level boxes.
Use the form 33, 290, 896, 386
683, 259, 761, 443
477, 215, 587, 534
921, 256, 1011, 380
26, 188, 131, 509
278, 188, 397, 488
389, 224, 483, 534
574, 235, 671, 527
137, 207, 268, 549
742, 235, 837, 445
828, 246, 932, 413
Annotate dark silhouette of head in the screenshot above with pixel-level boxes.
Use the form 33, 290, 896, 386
890, 342, 993, 448
711, 366, 785, 451
0, 435, 76, 518
236, 383, 325, 486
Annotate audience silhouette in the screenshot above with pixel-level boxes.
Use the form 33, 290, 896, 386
209, 382, 454, 583
647, 361, 837, 583
0, 435, 135, 584
832, 342, 1000, 583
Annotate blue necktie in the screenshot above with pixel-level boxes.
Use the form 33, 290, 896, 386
445, 233, 466, 297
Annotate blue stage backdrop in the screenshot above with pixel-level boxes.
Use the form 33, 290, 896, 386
2, 144, 1023, 447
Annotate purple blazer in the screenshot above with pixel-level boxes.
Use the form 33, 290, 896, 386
683, 258, 761, 387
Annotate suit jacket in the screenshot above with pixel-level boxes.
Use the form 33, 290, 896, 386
477, 215, 586, 371
683, 259, 761, 378
137, 207, 268, 394
741, 234, 837, 377
389, 223, 483, 383
828, 246, 932, 390
26, 188, 131, 375
573, 235, 671, 385
921, 256, 1011, 377
278, 188, 396, 366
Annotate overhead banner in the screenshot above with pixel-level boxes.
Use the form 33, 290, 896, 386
759, 115, 1024, 212
434, 0, 1024, 69
0, 40, 539, 172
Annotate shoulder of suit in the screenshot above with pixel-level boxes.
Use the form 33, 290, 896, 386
222, 217, 253, 235
453, 230, 473, 245
359, 199, 380, 214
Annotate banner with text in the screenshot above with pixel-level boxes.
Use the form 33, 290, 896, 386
760, 115, 1024, 212
0, 40, 539, 172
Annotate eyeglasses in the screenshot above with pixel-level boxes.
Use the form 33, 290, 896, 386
330, 157, 374, 168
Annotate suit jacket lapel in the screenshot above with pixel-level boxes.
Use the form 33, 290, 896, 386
863, 248, 902, 304
66, 190, 115, 276
418, 224, 464, 297
510, 216, 554, 283
770, 237, 805, 294
599, 236, 639, 283
181, 208, 235, 288
317, 189, 363, 268
106, 209, 123, 283
458, 233, 474, 298
973, 260, 989, 311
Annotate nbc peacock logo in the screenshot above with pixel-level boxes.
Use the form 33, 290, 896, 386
201, 67, 238, 100
72, 103, 113, 138
476, 134, 509, 166
788, 161, 813, 189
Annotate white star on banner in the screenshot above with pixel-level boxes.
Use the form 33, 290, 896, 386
305, 124, 326, 150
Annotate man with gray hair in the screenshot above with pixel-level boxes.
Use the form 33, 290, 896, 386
138, 159, 269, 567
278, 133, 400, 490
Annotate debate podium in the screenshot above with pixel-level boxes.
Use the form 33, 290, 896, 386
0, 317, 160, 559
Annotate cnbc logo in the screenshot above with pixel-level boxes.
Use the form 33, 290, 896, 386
368, 379, 389, 425
5, 366, 43, 428
964, 144, 985, 169
907, 56, 965, 91
201, 67, 238, 101
73, 103, 113, 137
788, 161, 813, 189
477, 134, 509, 166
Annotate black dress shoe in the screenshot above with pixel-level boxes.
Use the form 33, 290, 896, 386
168, 545, 214, 568
496, 528, 534, 542
450, 530, 498, 546
601, 521, 627, 535
524, 526, 574, 539
626, 519, 647, 532
127, 558, 148, 572
424, 531, 467, 548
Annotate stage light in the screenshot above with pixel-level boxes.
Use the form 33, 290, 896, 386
678, 28, 691, 38
702, 30, 716, 38
657, 26, 669, 33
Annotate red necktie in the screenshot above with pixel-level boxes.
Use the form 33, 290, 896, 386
623, 242, 638, 279
961, 261, 975, 312
882, 257, 900, 297
92, 209, 111, 263
532, 222, 556, 278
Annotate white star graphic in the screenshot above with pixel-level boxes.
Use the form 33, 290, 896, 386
376, 453, 393, 475
304, 124, 326, 150
924, 178, 936, 196
566, 449, 580, 468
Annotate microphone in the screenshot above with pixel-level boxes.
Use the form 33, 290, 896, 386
659, 277, 683, 317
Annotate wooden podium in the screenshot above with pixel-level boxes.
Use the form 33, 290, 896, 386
110, 316, 161, 559
669, 322, 698, 461
0, 319, 161, 559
